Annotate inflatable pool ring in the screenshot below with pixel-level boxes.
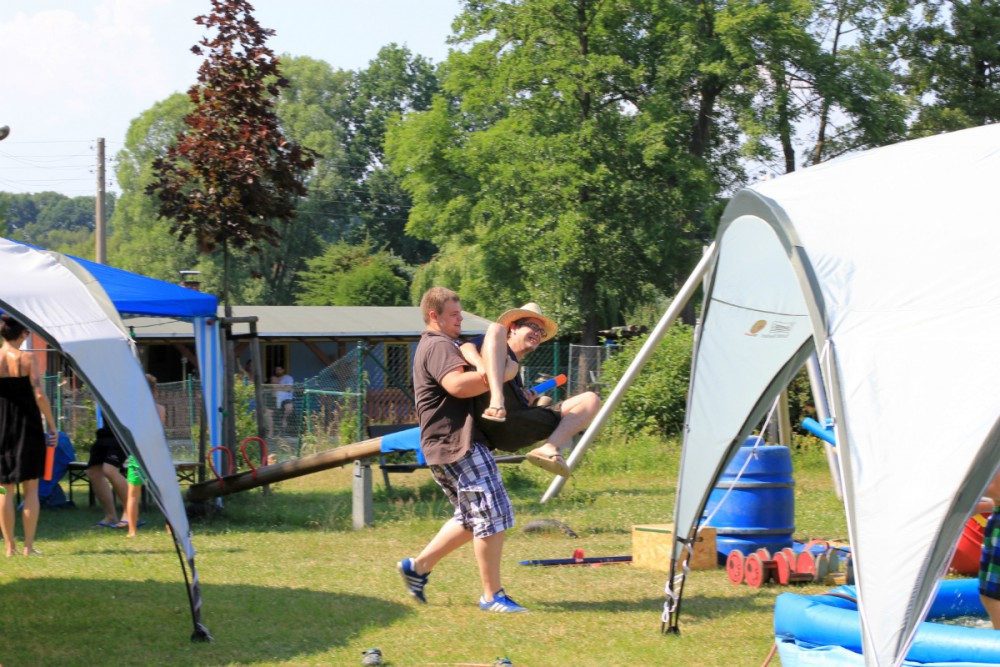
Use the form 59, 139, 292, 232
775, 578, 1000, 666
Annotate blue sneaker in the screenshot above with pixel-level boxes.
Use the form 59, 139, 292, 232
398, 558, 429, 603
479, 588, 528, 613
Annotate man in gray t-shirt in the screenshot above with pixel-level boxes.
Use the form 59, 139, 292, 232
396, 287, 527, 613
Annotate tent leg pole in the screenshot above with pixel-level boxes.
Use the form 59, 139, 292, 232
540, 243, 718, 504
806, 353, 842, 500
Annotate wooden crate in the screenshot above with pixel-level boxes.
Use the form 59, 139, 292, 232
632, 524, 717, 572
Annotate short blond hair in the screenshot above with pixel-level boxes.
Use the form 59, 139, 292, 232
420, 287, 459, 324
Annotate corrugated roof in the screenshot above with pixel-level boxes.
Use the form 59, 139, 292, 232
125, 305, 493, 340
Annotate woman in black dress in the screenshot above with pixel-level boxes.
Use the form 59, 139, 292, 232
0, 314, 57, 557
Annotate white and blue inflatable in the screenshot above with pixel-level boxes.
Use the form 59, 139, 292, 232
775, 579, 1000, 666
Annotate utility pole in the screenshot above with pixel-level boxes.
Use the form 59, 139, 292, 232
95, 137, 106, 264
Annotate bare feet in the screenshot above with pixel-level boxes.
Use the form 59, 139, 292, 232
23, 547, 41, 556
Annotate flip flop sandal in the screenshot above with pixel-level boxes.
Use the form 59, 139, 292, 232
481, 405, 506, 422
526, 450, 571, 477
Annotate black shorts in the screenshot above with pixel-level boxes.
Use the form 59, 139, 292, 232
87, 430, 126, 469
473, 385, 561, 453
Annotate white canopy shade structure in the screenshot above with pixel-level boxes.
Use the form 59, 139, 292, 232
0, 239, 211, 641
665, 123, 1000, 667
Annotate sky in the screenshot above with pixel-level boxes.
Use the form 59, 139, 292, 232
0, 0, 462, 198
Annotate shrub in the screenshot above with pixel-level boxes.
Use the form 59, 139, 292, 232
600, 324, 694, 437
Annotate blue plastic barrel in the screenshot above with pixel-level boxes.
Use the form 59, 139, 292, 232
702, 436, 795, 562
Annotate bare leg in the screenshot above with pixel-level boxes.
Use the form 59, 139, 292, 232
1, 482, 17, 556
104, 463, 129, 510
480, 323, 509, 421
20, 478, 39, 555
984, 595, 1000, 629
124, 483, 142, 537
87, 466, 118, 524
534, 391, 601, 458
413, 518, 474, 575
88, 464, 128, 524
473, 530, 505, 600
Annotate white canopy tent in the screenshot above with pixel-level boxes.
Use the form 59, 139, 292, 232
666, 123, 1000, 667
0, 239, 211, 640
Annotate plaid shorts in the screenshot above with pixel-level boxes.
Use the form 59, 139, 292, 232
980, 507, 1000, 600
429, 441, 514, 539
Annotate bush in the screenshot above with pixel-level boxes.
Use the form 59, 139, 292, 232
600, 324, 694, 438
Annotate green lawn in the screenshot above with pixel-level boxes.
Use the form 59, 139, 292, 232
0, 435, 845, 666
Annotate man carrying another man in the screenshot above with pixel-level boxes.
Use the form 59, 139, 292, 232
398, 287, 525, 612
399, 291, 602, 613
461, 303, 601, 478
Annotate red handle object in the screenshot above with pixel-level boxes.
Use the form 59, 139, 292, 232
44, 441, 55, 481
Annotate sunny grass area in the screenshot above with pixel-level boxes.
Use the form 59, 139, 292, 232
0, 435, 844, 667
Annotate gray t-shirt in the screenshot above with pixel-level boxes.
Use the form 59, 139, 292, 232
413, 330, 480, 465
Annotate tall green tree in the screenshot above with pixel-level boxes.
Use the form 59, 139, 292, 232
110, 94, 210, 285
388, 0, 718, 340
296, 240, 410, 306
897, 0, 1000, 136
147, 0, 316, 312
345, 44, 442, 265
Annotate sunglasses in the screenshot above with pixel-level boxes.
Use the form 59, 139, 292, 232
515, 320, 545, 336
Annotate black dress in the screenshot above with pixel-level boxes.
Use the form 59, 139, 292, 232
0, 358, 46, 484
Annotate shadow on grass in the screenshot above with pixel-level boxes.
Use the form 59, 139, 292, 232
538, 591, 768, 617
1, 577, 410, 666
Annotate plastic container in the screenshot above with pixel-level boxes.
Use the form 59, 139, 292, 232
949, 513, 988, 576
702, 436, 795, 563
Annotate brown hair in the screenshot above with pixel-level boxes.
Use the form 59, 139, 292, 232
419, 287, 459, 324
0, 314, 27, 342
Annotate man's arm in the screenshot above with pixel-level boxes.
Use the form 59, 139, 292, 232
439, 365, 491, 399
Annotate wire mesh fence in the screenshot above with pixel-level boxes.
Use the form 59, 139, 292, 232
567, 344, 617, 397
46, 375, 202, 462
42, 338, 612, 469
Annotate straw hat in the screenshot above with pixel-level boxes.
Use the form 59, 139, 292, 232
497, 303, 558, 342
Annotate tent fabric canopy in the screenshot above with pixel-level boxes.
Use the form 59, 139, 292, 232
49, 246, 225, 479
1, 238, 212, 640
67, 255, 217, 318
669, 123, 1000, 667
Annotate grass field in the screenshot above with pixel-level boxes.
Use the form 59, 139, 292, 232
0, 434, 846, 666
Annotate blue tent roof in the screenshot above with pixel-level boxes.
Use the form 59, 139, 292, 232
68, 255, 217, 318
8, 241, 218, 319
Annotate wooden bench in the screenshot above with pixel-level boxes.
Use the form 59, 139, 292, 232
67, 460, 200, 509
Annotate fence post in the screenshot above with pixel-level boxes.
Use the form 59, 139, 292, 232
352, 460, 373, 529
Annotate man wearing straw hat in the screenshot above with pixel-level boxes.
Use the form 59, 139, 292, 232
461, 303, 600, 478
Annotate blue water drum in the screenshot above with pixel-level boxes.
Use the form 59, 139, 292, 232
702, 436, 795, 563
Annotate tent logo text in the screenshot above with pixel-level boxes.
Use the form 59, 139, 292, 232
746, 319, 794, 338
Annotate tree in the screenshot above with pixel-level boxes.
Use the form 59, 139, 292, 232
110, 94, 209, 284
388, 0, 718, 341
743, 0, 909, 171
897, 0, 1000, 136
147, 0, 316, 312
296, 240, 410, 306
345, 44, 441, 265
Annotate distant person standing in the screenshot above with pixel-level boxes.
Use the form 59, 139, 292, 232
0, 314, 58, 557
117, 373, 166, 536
270, 365, 294, 433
